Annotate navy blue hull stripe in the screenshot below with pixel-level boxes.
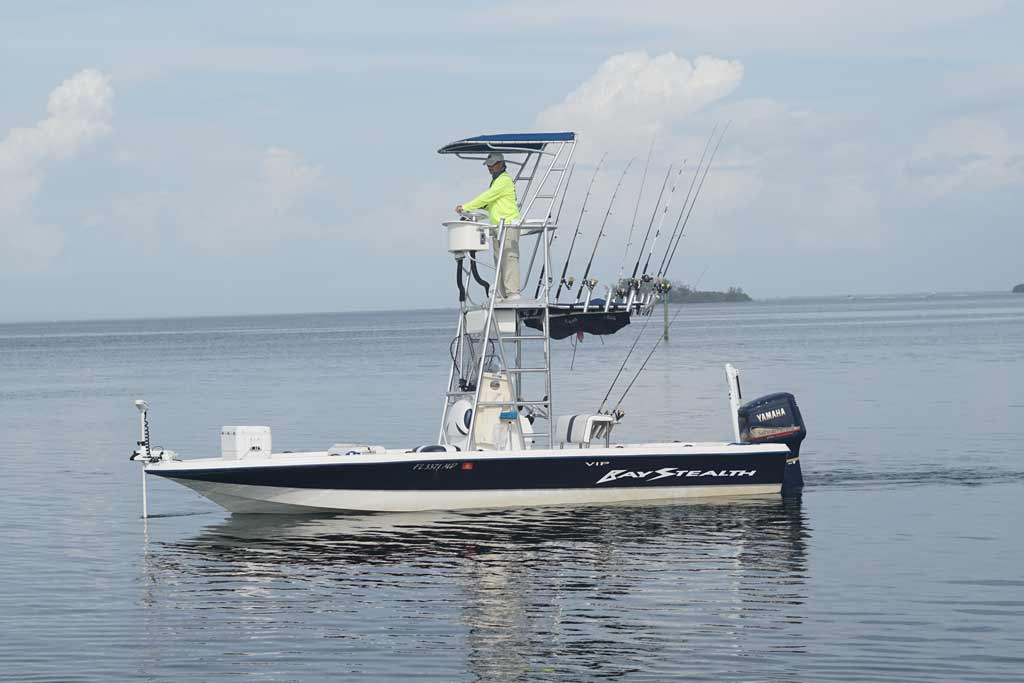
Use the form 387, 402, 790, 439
153, 452, 786, 491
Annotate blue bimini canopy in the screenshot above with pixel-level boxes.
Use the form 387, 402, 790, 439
438, 132, 576, 155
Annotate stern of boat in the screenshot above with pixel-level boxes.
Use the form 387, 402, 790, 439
726, 365, 808, 495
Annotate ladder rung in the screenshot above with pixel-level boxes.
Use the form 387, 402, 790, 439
499, 335, 546, 341
476, 400, 551, 407
534, 194, 555, 199
507, 368, 547, 373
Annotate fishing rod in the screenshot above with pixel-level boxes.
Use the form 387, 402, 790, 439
575, 159, 635, 301
553, 154, 605, 301
597, 266, 707, 413
655, 124, 717, 277
629, 164, 673, 280
610, 304, 687, 415
617, 136, 655, 282
596, 310, 655, 413
639, 161, 686, 279
660, 122, 730, 279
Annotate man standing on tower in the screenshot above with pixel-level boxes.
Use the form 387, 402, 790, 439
456, 153, 522, 299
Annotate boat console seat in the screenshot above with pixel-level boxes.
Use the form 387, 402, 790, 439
556, 414, 616, 449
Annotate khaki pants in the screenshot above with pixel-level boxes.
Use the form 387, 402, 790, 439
490, 225, 520, 298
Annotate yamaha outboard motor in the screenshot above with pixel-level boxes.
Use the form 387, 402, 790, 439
737, 392, 807, 494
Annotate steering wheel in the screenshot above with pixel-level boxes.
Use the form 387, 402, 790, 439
459, 210, 488, 222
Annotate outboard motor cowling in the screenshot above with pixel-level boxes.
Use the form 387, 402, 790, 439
737, 392, 807, 494
737, 392, 806, 455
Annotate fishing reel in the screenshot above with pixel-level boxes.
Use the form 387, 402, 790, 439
583, 277, 598, 291
641, 273, 654, 284
598, 407, 626, 421
561, 275, 575, 289
654, 279, 672, 294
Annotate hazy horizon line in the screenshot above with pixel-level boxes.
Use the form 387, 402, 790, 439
0, 288, 1018, 327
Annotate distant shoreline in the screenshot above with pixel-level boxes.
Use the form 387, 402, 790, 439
666, 285, 752, 304
2, 290, 1021, 326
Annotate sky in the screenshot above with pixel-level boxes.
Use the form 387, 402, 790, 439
1, 1, 1022, 322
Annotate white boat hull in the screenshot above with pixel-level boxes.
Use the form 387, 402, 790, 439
174, 478, 783, 514
147, 442, 798, 514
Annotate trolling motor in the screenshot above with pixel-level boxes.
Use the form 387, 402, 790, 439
726, 365, 807, 494
129, 400, 176, 519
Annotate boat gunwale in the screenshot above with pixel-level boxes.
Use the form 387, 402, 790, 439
146, 441, 791, 474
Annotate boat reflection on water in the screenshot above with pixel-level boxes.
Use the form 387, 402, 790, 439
166, 497, 808, 566
144, 498, 810, 680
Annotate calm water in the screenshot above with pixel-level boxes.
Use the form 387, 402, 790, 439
1, 293, 1022, 682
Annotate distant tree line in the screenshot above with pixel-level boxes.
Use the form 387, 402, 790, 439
666, 284, 752, 303
1014, 283, 1024, 293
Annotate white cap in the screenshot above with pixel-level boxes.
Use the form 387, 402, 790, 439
483, 153, 504, 167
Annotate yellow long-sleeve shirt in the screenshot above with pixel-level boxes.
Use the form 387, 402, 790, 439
463, 171, 521, 225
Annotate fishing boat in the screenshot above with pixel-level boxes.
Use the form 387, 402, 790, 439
129, 131, 807, 515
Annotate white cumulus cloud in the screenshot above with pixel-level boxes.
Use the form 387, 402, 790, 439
179, 146, 326, 248
0, 69, 114, 268
536, 52, 743, 155
904, 118, 1023, 199
257, 147, 325, 215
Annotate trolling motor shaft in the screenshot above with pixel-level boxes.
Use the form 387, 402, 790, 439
129, 400, 177, 519
130, 400, 152, 520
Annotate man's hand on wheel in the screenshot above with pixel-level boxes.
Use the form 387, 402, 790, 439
455, 204, 464, 214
